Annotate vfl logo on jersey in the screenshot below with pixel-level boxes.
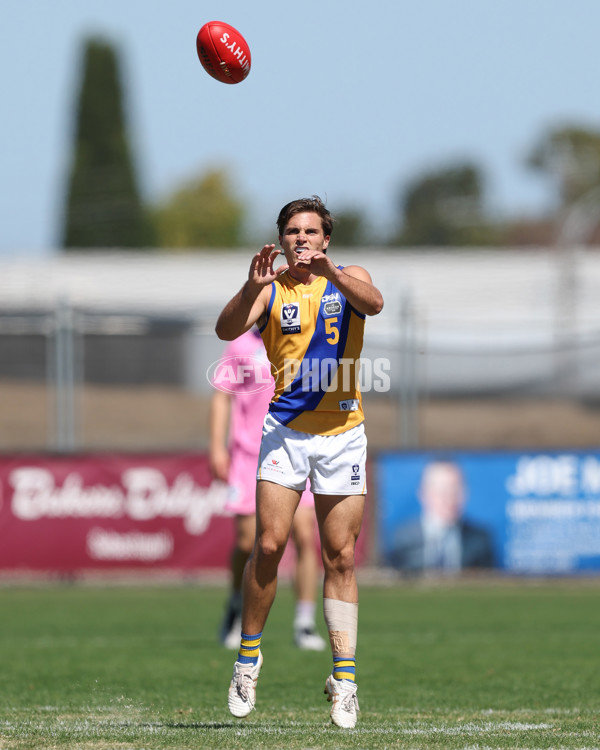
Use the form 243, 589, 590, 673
351, 463, 361, 485
281, 303, 300, 335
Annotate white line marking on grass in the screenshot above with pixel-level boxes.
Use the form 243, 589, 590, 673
481, 707, 583, 716
401, 721, 554, 735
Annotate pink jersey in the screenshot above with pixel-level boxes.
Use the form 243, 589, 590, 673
214, 328, 314, 514
215, 328, 273, 457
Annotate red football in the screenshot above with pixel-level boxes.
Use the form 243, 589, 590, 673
196, 21, 251, 85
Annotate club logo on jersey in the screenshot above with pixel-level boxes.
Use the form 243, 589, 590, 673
281, 303, 300, 334
322, 292, 342, 317
323, 300, 342, 316
351, 464, 361, 484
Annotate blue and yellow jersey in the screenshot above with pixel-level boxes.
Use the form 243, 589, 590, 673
259, 268, 365, 435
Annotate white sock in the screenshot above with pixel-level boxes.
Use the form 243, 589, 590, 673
294, 600, 316, 628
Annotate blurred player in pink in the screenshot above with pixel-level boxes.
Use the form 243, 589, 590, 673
210, 327, 325, 651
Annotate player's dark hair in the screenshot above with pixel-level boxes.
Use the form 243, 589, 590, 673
276, 195, 334, 239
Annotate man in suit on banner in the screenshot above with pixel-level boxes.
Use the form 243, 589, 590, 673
389, 460, 495, 573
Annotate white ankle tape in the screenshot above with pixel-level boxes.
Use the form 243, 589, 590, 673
323, 598, 358, 655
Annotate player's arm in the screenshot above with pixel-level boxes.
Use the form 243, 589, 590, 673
209, 388, 232, 481
215, 244, 287, 340
328, 264, 384, 317
295, 249, 383, 316
215, 283, 270, 340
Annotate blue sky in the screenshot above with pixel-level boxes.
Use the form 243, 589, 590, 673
2, 0, 599, 254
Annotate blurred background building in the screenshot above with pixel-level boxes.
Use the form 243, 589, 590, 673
0, 246, 599, 454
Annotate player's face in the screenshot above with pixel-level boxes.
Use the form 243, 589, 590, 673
279, 212, 330, 273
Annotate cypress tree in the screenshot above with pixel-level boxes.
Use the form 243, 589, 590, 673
62, 37, 152, 249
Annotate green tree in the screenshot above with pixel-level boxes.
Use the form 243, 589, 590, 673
527, 125, 600, 207
62, 37, 152, 249
152, 168, 245, 248
331, 207, 370, 247
395, 163, 498, 246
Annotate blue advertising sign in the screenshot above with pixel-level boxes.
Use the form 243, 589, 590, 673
376, 451, 600, 574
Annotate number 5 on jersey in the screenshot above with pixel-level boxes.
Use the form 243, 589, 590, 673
325, 317, 339, 344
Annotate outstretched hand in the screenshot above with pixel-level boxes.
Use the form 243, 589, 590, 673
249, 244, 288, 287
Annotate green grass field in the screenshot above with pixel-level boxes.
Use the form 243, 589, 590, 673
1, 579, 599, 749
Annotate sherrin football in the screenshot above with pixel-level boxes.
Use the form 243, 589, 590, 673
196, 21, 251, 84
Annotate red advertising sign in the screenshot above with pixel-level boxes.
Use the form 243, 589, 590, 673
0, 454, 234, 571
0, 454, 370, 573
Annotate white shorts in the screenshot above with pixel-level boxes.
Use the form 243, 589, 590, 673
257, 412, 367, 496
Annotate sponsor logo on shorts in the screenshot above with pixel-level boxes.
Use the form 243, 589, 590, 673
262, 461, 285, 476
281, 303, 300, 335
351, 463, 361, 483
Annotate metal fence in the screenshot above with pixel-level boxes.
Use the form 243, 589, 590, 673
1, 248, 599, 452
